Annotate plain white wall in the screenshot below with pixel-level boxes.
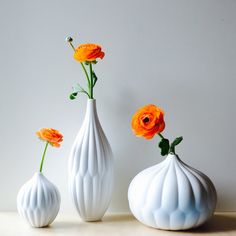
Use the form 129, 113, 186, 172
0, 0, 235, 213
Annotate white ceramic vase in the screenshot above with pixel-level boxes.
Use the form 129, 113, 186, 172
128, 154, 217, 230
17, 172, 60, 227
68, 99, 113, 221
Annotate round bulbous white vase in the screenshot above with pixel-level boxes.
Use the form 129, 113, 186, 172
68, 99, 113, 221
128, 154, 217, 230
17, 172, 60, 227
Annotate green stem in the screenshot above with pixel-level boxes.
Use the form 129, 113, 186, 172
69, 42, 76, 51
89, 63, 93, 99
158, 133, 165, 139
67, 40, 91, 99
80, 62, 91, 98
39, 142, 49, 173
170, 146, 175, 154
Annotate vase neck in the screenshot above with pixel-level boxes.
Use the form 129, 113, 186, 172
85, 99, 98, 119
165, 153, 180, 162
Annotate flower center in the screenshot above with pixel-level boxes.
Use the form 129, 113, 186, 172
143, 117, 150, 123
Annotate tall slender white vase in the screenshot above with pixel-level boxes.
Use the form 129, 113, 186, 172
128, 154, 217, 230
17, 172, 60, 227
68, 99, 113, 221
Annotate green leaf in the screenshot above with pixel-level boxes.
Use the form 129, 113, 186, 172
91, 60, 97, 64
84, 61, 90, 65
69, 83, 90, 100
92, 71, 98, 87
170, 136, 183, 153
158, 138, 170, 156
69, 92, 78, 100
172, 136, 183, 146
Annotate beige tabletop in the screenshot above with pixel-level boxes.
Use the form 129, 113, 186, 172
0, 212, 236, 236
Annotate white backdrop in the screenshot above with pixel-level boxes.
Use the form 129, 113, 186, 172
0, 0, 235, 213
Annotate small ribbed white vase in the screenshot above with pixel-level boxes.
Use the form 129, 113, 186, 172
17, 172, 60, 227
128, 154, 217, 230
68, 99, 113, 221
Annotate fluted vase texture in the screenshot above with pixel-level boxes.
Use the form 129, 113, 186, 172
128, 154, 217, 230
68, 99, 113, 221
17, 172, 60, 227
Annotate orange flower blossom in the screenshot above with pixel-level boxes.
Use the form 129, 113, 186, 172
74, 44, 105, 62
66, 36, 105, 100
132, 104, 165, 140
36, 128, 63, 172
36, 128, 63, 147
131, 104, 183, 156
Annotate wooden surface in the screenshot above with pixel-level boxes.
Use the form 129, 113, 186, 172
0, 212, 236, 235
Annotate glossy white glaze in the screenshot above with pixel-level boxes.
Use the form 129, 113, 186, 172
68, 99, 113, 221
128, 154, 217, 230
17, 172, 60, 227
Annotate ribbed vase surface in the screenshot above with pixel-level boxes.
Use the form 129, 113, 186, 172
17, 172, 60, 227
68, 99, 113, 221
128, 154, 217, 230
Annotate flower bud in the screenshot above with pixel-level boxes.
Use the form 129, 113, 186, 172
66, 37, 73, 42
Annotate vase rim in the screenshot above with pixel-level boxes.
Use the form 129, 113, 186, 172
34, 171, 44, 177
167, 153, 177, 157
87, 98, 96, 104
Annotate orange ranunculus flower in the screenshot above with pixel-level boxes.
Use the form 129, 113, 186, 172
36, 128, 63, 147
74, 43, 105, 62
131, 104, 165, 140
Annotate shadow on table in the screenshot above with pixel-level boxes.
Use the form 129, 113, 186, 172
102, 214, 134, 223
51, 214, 236, 234
186, 214, 236, 233
51, 214, 133, 230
